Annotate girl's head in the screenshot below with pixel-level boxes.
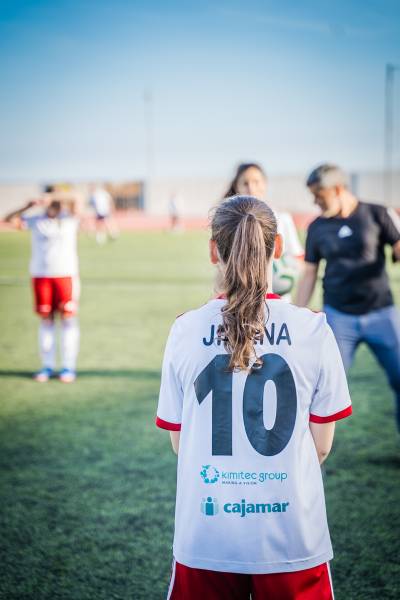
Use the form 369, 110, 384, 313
46, 200, 62, 218
224, 163, 267, 200
210, 195, 282, 371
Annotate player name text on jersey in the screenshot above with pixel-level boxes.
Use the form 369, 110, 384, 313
203, 322, 292, 347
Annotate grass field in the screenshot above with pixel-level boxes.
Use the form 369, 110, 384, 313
0, 231, 399, 600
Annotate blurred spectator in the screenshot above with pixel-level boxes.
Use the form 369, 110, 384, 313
168, 192, 183, 232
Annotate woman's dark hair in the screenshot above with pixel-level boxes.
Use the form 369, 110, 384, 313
224, 163, 267, 198
210, 195, 277, 371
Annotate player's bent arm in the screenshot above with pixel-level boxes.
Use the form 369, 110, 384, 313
295, 261, 319, 307
393, 240, 400, 262
170, 431, 180, 454
4, 200, 38, 224
309, 422, 335, 465
56, 191, 84, 217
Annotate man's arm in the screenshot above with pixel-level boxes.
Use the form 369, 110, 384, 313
374, 206, 400, 262
295, 261, 319, 307
309, 421, 335, 464
393, 240, 400, 262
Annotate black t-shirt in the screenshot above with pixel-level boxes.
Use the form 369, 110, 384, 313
305, 201, 400, 314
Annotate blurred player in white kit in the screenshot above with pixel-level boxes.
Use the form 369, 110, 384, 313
5, 186, 81, 383
88, 184, 118, 244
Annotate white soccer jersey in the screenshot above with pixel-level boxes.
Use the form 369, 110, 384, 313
275, 211, 303, 258
156, 296, 351, 574
89, 188, 112, 217
23, 214, 79, 277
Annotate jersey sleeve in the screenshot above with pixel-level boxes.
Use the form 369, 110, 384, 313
304, 224, 321, 264
21, 215, 39, 230
156, 320, 183, 431
278, 212, 304, 257
310, 322, 352, 423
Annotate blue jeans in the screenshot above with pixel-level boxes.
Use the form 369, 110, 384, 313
324, 304, 400, 432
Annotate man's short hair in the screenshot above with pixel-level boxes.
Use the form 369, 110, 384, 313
306, 164, 349, 189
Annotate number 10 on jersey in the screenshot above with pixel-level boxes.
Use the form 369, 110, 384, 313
194, 354, 297, 457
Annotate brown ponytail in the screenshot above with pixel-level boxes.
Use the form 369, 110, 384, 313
211, 195, 277, 371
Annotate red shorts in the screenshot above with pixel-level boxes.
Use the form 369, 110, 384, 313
168, 560, 334, 600
32, 277, 79, 317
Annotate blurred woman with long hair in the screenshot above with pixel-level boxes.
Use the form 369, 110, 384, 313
225, 162, 303, 299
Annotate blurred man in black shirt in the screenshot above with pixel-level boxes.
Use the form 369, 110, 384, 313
296, 163, 400, 432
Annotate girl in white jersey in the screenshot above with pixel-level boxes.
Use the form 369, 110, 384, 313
225, 163, 303, 299
156, 196, 352, 600
5, 189, 81, 383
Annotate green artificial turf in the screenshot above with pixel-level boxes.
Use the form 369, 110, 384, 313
0, 230, 399, 600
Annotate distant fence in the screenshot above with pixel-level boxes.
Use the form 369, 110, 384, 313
0, 170, 399, 220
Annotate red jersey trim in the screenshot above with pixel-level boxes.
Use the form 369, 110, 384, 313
155, 416, 182, 431
309, 405, 352, 423
216, 293, 281, 300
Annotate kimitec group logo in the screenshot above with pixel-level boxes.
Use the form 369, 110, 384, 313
200, 465, 220, 484
200, 464, 288, 485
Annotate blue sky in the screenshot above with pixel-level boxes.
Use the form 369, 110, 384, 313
0, 0, 400, 181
